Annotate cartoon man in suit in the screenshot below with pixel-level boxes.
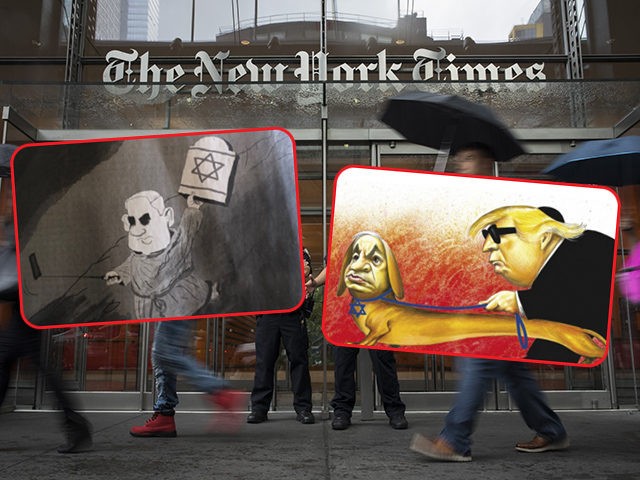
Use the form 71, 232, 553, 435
472, 205, 615, 363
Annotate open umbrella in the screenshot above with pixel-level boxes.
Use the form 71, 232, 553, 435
542, 136, 640, 186
380, 91, 525, 163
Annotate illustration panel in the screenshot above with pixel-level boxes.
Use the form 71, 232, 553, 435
323, 166, 619, 367
12, 128, 304, 328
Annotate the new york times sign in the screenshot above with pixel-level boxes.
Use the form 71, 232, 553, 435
102, 48, 546, 100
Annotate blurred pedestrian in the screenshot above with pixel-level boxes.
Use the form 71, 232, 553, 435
410, 144, 569, 462
247, 247, 316, 424
113, 198, 243, 437
0, 144, 93, 454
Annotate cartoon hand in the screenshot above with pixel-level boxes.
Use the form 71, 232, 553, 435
187, 195, 203, 209
104, 271, 122, 286
210, 281, 220, 303
483, 290, 518, 313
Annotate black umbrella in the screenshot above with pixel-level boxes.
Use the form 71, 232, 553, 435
380, 91, 525, 162
542, 136, 640, 186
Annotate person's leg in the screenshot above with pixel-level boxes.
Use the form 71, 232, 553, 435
369, 349, 406, 426
330, 346, 358, 417
24, 329, 93, 453
0, 312, 30, 405
330, 346, 358, 429
131, 321, 180, 437
249, 315, 282, 419
438, 358, 497, 455
150, 320, 243, 432
151, 322, 179, 415
153, 320, 228, 395
0, 335, 18, 405
0, 356, 11, 405
501, 362, 568, 450
280, 312, 313, 417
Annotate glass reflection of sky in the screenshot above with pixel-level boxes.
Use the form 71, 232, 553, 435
153, 0, 551, 43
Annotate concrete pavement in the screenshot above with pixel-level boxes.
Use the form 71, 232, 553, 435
1, 409, 640, 479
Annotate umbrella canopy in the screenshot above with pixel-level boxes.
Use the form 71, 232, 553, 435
380, 91, 525, 162
542, 136, 640, 186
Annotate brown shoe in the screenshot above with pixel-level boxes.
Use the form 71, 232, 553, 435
516, 434, 570, 453
410, 433, 472, 462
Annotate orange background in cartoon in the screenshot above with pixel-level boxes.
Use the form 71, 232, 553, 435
322, 166, 619, 362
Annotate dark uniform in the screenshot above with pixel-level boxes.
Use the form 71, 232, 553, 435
247, 248, 315, 423
331, 346, 407, 429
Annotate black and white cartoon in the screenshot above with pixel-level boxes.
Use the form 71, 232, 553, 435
12, 129, 303, 328
104, 191, 218, 320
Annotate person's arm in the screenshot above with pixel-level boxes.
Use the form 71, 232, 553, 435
306, 267, 326, 295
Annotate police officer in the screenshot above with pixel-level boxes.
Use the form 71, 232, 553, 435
247, 247, 315, 424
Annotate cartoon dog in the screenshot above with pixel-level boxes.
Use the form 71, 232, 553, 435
337, 231, 606, 360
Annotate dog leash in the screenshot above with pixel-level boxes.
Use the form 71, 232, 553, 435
349, 290, 529, 349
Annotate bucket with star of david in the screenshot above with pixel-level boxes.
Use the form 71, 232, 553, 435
178, 136, 238, 205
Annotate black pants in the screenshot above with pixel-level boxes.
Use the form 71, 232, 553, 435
0, 308, 73, 414
331, 346, 405, 419
250, 311, 312, 413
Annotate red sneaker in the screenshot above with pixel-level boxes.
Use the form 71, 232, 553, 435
130, 412, 177, 438
209, 390, 245, 433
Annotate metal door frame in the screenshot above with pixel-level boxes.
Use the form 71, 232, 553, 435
4, 105, 639, 411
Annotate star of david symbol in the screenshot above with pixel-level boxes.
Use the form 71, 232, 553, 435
191, 152, 225, 183
349, 299, 367, 317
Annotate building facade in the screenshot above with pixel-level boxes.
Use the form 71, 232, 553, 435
0, 0, 639, 414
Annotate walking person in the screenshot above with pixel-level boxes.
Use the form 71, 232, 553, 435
105, 190, 243, 437
410, 144, 569, 462
0, 144, 93, 454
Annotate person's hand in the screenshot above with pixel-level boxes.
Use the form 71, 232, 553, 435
104, 271, 122, 286
482, 290, 518, 313
305, 275, 317, 298
187, 194, 203, 209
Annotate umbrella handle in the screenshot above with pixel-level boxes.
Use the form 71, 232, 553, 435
433, 122, 456, 172
433, 148, 450, 172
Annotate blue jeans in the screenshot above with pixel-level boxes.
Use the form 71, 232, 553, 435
152, 320, 228, 414
440, 358, 566, 456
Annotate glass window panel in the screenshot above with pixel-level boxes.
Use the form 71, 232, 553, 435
583, 0, 637, 55
0, 1, 69, 57
299, 178, 333, 209
90, 1, 322, 53
326, 81, 640, 131
83, 324, 141, 391
326, 0, 564, 56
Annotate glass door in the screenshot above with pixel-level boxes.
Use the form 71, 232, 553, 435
378, 142, 617, 410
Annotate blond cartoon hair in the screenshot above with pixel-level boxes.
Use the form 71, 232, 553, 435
469, 206, 586, 242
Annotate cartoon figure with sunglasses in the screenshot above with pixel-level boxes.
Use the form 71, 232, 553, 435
105, 191, 216, 320
471, 205, 615, 363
